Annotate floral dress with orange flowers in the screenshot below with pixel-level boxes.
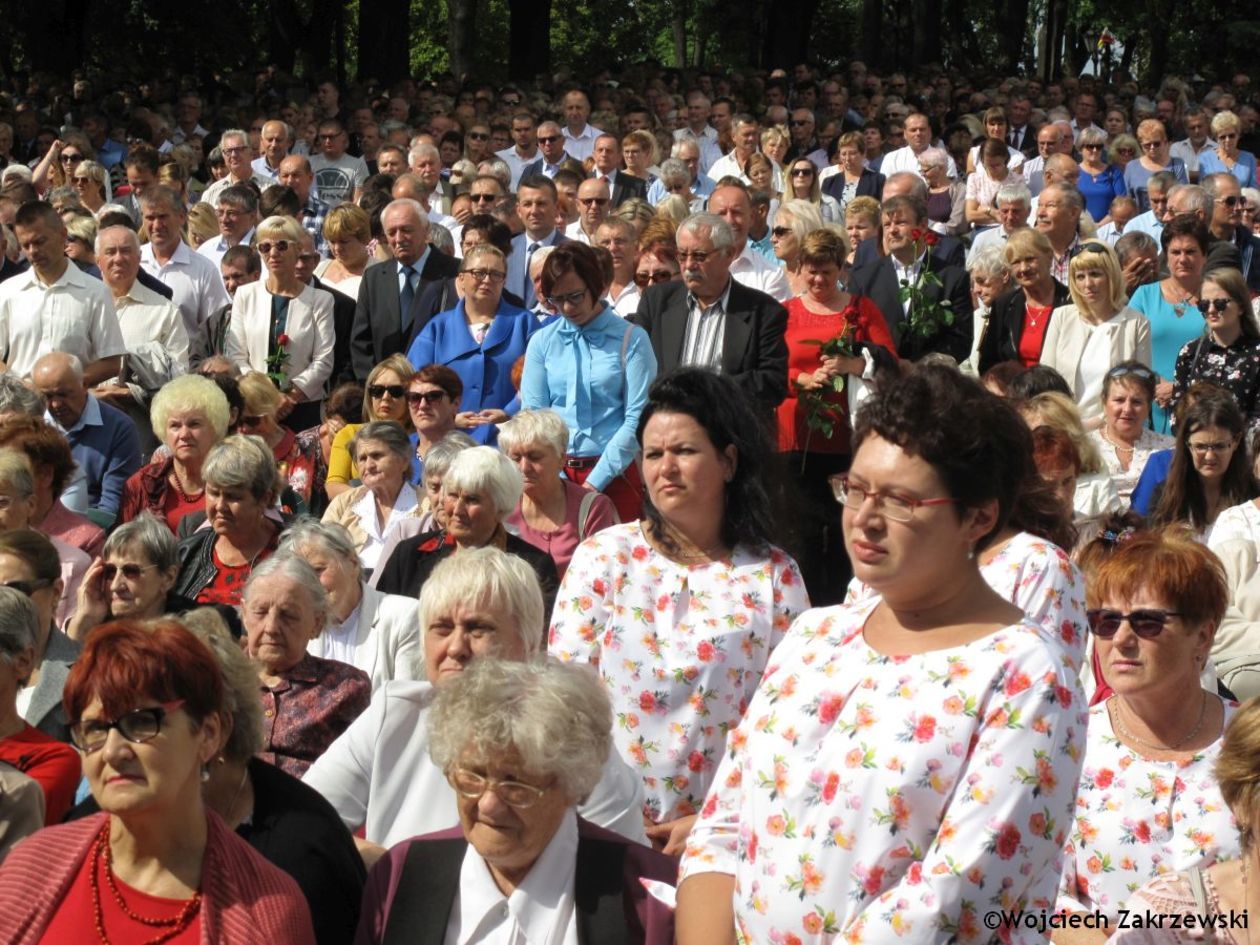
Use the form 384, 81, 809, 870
679, 594, 1087, 945
548, 522, 809, 823
1057, 699, 1240, 920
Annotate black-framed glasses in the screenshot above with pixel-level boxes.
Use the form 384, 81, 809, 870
470, 192, 498, 202
102, 563, 159, 581
1188, 439, 1237, 455
69, 701, 185, 753
239, 414, 265, 427
790, 167, 814, 176
461, 268, 506, 282
1086, 609, 1183, 639
0, 577, 52, 596
60, 152, 83, 163
634, 269, 675, 286
1079, 241, 1110, 254
537, 134, 562, 144
578, 196, 609, 206
448, 767, 550, 808
407, 389, 447, 406
257, 241, 291, 255
545, 289, 589, 308
369, 384, 406, 399
771, 226, 794, 237
829, 475, 956, 523
1217, 195, 1243, 207
467, 132, 490, 141
1197, 298, 1232, 314
677, 250, 713, 263
1140, 140, 1166, 150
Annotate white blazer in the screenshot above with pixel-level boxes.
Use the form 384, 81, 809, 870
306, 584, 420, 692
225, 281, 335, 400
1038, 303, 1153, 422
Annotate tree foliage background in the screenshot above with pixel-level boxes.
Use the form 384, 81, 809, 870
0, 0, 1253, 88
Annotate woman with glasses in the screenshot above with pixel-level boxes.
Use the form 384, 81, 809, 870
235, 372, 321, 513
1038, 240, 1153, 426
621, 129, 658, 187
225, 215, 335, 433
1124, 119, 1190, 213
520, 242, 657, 523
405, 365, 463, 484
31, 132, 95, 197
1199, 110, 1257, 189
1088, 362, 1175, 506
0, 619, 317, 944
820, 131, 884, 215
406, 244, 537, 447
784, 158, 842, 224
355, 658, 675, 945
1172, 267, 1260, 428
677, 365, 1086, 943
1058, 529, 1238, 935
1110, 133, 1141, 171
69, 159, 108, 216
1077, 126, 1128, 224
769, 198, 824, 296
326, 354, 414, 500
1129, 217, 1211, 433
632, 239, 682, 299
313, 204, 372, 298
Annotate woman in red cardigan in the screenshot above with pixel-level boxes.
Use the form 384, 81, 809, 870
0, 619, 315, 945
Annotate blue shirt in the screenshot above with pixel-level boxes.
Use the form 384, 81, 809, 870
646, 174, 715, 207
1130, 449, 1173, 515
48, 394, 141, 519
520, 305, 657, 491
1198, 149, 1258, 189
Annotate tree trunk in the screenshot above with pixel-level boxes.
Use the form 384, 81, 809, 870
304, 0, 341, 78
995, 0, 1030, 75
357, 0, 410, 83
268, 0, 302, 73
448, 0, 477, 83
859, 0, 882, 70
509, 0, 552, 83
671, 0, 688, 67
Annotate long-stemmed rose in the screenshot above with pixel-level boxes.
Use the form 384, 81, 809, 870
896, 228, 955, 342
266, 332, 291, 391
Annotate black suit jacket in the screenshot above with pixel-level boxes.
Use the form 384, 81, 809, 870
821, 168, 884, 204
1008, 123, 1040, 158
311, 275, 358, 387
610, 172, 649, 208
629, 279, 789, 409
350, 249, 462, 380
847, 255, 974, 363
976, 279, 1071, 374
852, 232, 966, 270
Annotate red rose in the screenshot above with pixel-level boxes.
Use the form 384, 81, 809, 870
277, 332, 290, 346
995, 823, 1021, 860
909, 228, 924, 241
923, 230, 940, 247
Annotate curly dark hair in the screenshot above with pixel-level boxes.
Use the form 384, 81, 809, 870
853, 364, 1032, 551
636, 368, 779, 554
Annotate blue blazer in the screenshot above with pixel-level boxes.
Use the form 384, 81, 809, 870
405, 300, 539, 444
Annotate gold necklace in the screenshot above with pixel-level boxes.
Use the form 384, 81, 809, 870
1109, 691, 1209, 752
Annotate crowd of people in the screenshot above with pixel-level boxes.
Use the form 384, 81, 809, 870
0, 57, 1255, 943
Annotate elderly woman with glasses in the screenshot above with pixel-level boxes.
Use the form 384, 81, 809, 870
1058, 530, 1238, 941
406, 245, 538, 446
632, 238, 682, 296
242, 555, 371, 778
326, 355, 415, 500
305, 548, 646, 865
1077, 126, 1128, 224
69, 160, 108, 216
237, 372, 321, 513
1172, 266, 1260, 428
1199, 110, 1257, 189
1038, 240, 1153, 427
225, 214, 335, 432
0, 619, 317, 944
919, 146, 966, 236
1125, 119, 1190, 213
355, 658, 675, 945
1088, 361, 1175, 506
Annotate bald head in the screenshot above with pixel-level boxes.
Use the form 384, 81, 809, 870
32, 352, 88, 429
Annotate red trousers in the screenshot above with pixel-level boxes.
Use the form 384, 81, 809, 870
565, 458, 644, 524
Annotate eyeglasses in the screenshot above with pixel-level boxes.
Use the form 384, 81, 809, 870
317, 133, 343, 141
789, 119, 812, 127
461, 268, 506, 282
578, 197, 609, 206
69, 701, 185, 753
1217, 195, 1244, 207
449, 767, 550, 808
1081, 143, 1104, 150
256, 241, 291, 255
1189, 439, 1236, 455
60, 152, 83, 163
467, 132, 489, 141
771, 226, 794, 238
221, 145, 249, 155
1140, 140, 1166, 150
545, 289, 589, 308
102, 563, 159, 581
1086, 608, 1182, 639
1079, 242, 1110, 254
72, 175, 94, 184
407, 389, 447, 406
1197, 298, 1232, 313
239, 414, 265, 427
829, 476, 955, 523
1116, 147, 1136, 156
470, 193, 498, 202
634, 269, 674, 286
0, 577, 52, 596
1218, 132, 1239, 140
791, 168, 814, 176
369, 384, 406, 399
537, 134, 562, 144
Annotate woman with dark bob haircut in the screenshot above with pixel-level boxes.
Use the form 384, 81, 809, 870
676, 365, 1087, 943
551, 368, 810, 854
0, 620, 316, 943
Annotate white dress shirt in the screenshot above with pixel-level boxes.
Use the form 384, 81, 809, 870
706, 151, 785, 192
140, 240, 231, 363
495, 146, 541, 190
1170, 137, 1218, 180
0, 263, 124, 377
112, 279, 190, 379
890, 252, 926, 320
562, 220, 597, 245
197, 227, 257, 268
319, 601, 362, 666
351, 484, 418, 570
444, 811, 579, 945
561, 124, 603, 162
729, 245, 792, 302
880, 145, 958, 180
199, 173, 272, 208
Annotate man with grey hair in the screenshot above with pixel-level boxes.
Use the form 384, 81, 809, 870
1202, 172, 1260, 289
630, 211, 788, 409
199, 128, 269, 207
646, 139, 715, 205
252, 120, 293, 183
1035, 183, 1085, 281
707, 114, 782, 191
0, 374, 44, 417
851, 171, 967, 269
1022, 123, 1065, 195
1115, 231, 1161, 294
407, 142, 452, 216
968, 181, 1033, 262
1127, 170, 1178, 241
196, 184, 259, 267
519, 121, 572, 181
350, 198, 460, 380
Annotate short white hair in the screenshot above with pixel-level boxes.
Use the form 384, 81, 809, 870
384, 198, 430, 230
443, 446, 523, 518
496, 409, 569, 460
528, 245, 556, 279
967, 244, 1010, 279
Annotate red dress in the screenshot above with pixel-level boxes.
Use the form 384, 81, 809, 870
776, 294, 898, 454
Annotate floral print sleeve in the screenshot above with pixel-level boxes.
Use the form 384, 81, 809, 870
680, 599, 1088, 944
549, 523, 810, 823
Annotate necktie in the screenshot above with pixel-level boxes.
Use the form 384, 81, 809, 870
400, 265, 417, 331
524, 243, 540, 305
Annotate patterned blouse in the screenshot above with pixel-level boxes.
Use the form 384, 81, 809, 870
680, 597, 1088, 944
1171, 333, 1260, 433
1057, 699, 1240, 919
258, 653, 372, 778
1089, 428, 1176, 506
548, 523, 810, 823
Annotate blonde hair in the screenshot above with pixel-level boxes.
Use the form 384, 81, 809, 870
1020, 391, 1104, 474
237, 371, 283, 417
1067, 241, 1128, 316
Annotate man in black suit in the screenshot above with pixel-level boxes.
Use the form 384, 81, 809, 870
294, 230, 357, 387
850, 172, 966, 269
590, 134, 649, 208
630, 212, 788, 410
1006, 95, 1039, 158
349, 198, 460, 380
847, 194, 973, 363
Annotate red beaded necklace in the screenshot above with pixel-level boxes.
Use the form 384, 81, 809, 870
89, 823, 202, 945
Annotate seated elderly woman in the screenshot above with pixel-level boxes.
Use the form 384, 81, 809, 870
373, 445, 559, 608
1088, 361, 1175, 506
172, 434, 284, 607
962, 244, 1011, 375
304, 547, 646, 858
0, 448, 88, 629
326, 354, 415, 500
356, 658, 675, 944
1057, 529, 1239, 940
499, 410, 618, 578
321, 421, 426, 572
279, 519, 420, 691
242, 555, 371, 778
237, 372, 321, 513
0, 619, 317, 943
120, 374, 232, 534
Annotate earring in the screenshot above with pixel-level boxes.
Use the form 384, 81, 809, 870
200, 765, 211, 783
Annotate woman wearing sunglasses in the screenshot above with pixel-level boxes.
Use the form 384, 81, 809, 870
1123, 119, 1189, 213
1171, 267, 1260, 427
1199, 110, 1257, 189
225, 215, 335, 433
785, 158, 842, 224
406, 244, 538, 447
325, 354, 415, 500
770, 199, 824, 296
236, 372, 321, 513
0, 619, 317, 944
30, 132, 96, 197
69, 160, 109, 216
1059, 529, 1238, 940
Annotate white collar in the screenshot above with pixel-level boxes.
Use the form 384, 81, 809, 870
48, 393, 102, 435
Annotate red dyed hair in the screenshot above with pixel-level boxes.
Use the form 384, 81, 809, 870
63, 619, 225, 725
1086, 527, 1228, 627
1032, 424, 1081, 475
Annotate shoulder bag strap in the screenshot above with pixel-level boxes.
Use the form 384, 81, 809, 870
577, 489, 600, 542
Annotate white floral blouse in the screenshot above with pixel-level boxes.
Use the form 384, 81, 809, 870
548, 522, 810, 823
1089, 427, 1175, 506
1057, 699, 1240, 919
680, 596, 1088, 944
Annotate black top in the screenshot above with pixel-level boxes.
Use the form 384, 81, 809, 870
67, 757, 365, 945
977, 279, 1072, 374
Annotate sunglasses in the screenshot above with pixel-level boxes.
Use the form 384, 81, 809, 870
771, 226, 794, 238
1218, 195, 1244, 207
239, 414, 265, 427
470, 193, 498, 202
791, 168, 814, 176
257, 241, 291, 255
1106, 364, 1155, 380
1079, 242, 1110, 254
369, 384, 406, 399
0, 577, 53, 597
537, 134, 562, 143
1197, 298, 1232, 313
407, 389, 447, 406
1086, 608, 1182, 639
102, 563, 158, 581
634, 269, 674, 286
60, 152, 83, 162
467, 132, 489, 141
578, 197, 609, 206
